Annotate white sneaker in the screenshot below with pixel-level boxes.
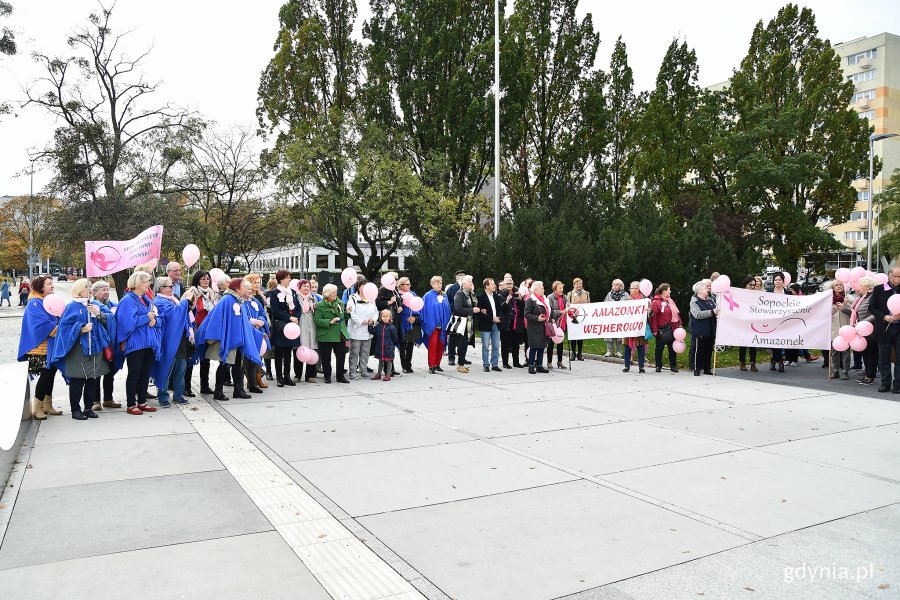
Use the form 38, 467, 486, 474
604, 351, 612, 357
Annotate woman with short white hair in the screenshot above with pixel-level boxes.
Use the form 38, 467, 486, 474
603, 279, 627, 357
852, 276, 878, 385
523, 280, 551, 373
314, 283, 350, 383
116, 270, 162, 414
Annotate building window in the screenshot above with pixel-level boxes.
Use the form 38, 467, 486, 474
847, 48, 877, 65
858, 190, 870, 201
850, 210, 866, 220
848, 70, 876, 84
316, 254, 329, 269
850, 89, 876, 103
844, 231, 868, 241
386, 256, 399, 271
858, 109, 875, 120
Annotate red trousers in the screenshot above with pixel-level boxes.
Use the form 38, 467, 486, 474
427, 329, 445, 367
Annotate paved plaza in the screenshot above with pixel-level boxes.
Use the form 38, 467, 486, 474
0, 319, 899, 599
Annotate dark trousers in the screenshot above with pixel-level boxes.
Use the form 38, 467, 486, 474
34, 366, 58, 401
319, 341, 347, 380
245, 359, 258, 388
738, 347, 757, 363
448, 332, 457, 362
215, 351, 245, 394
501, 330, 523, 366
399, 340, 414, 371
569, 339, 584, 359
623, 344, 645, 369
103, 372, 114, 402
456, 334, 470, 364
185, 359, 211, 392
655, 339, 677, 369
69, 377, 100, 413
125, 348, 155, 407
274, 346, 291, 382
547, 340, 564, 364
877, 329, 900, 385
693, 336, 714, 372
863, 336, 879, 379
528, 346, 545, 367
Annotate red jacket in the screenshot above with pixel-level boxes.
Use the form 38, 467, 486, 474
649, 294, 682, 335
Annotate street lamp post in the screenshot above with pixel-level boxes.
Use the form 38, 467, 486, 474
867, 132, 899, 271
493, 0, 500, 240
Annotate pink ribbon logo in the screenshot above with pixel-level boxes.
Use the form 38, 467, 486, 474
723, 290, 740, 311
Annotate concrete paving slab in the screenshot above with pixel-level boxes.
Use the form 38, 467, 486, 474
33, 408, 195, 446
0, 532, 331, 600
291, 440, 576, 516
366, 386, 544, 413
218, 383, 360, 404
425, 400, 622, 438
674, 380, 832, 405
22, 432, 223, 490
253, 414, 472, 461
557, 389, 729, 420
763, 424, 900, 481
0, 470, 272, 569
360, 480, 747, 600
602, 449, 900, 537
220, 395, 403, 428
497, 421, 742, 475
645, 404, 862, 446
496, 377, 643, 400
759, 394, 900, 427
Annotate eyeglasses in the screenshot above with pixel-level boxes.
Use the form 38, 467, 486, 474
160, 285, 172, 289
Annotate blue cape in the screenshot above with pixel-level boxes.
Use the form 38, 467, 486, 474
193, 293, 262, 366
419, 289, 450, 345
149, 296, 192, 388
94, 300, 125, 372
400, 291, 421, 336
48, 301, 112, 380
18, 297, 58, 362
116, 291, 162, 359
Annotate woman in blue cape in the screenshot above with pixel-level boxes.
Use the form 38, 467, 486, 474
48, 279, 112, 420
90, 279, 124, 411
242, 275, 268, 393
193, 278, 261, 401
18, 275, 64, 419
419, 275, 451, 374
151, 277, 196, 408
116, 271, 162, 415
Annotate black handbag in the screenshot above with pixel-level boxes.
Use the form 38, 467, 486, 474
272, 320, 288, 336
658, 324, 675, 345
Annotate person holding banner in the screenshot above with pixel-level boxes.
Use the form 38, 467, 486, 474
603, 280, 628, 357
689, 280, 718, 376
869, 267, 900, 392
622, 282, 648, 373
420, 275, 451, 374
524, 281, 551, 374
650, 283, 682, 373
116, 271, 162, 414
566, 278, 590, 361
737, 276, 760, 373
826, 280, 852, 380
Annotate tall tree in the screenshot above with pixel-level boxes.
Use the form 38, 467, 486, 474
0, 1, 14, 56
872, 168, 900, 261
500, 0, 599, 211
729, 4, 872, 270
364, 0, 494, 211
24, 4, 199, 289
599, 36, 636, 205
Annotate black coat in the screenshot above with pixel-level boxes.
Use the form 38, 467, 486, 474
476, 291, 502, 331
267, 288, 302, 348
376, 286, 404, 320
868, 283, 900, 336
524, 297, 550, 348
446, 282, 461, 312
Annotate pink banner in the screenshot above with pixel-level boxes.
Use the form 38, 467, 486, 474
85, 225, 163, 277
715, 287, 832, 350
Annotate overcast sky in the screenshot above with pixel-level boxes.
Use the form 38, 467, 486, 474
2, 0, 899, 195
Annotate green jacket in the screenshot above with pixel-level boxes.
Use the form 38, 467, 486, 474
314, 299, 350, 342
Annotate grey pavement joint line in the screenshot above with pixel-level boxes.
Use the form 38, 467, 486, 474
0, 420, 38, 548
176, 397, 425, 600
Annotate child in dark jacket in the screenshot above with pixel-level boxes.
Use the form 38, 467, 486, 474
371, 310, 399, 381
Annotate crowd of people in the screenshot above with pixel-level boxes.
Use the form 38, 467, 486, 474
17, 263, 900, 421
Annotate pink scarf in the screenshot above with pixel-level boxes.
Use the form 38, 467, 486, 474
276, 285, 295, 311
850, 293, 866, 325
297, 292, 314, 314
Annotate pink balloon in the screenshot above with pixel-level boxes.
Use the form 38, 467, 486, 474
209, 268, 226, 284
851, 266, 866, 279
340, 267, 357, 289
283, 322, 301, 340
289, 279, 299, 292
409, 296, 425, 311
832, 336, 850, 352
144, 258, 158, 270
865, 270, 874, 279
380, 273, 397, 291
519, 285, 529, 297
42, 294, 64, 317
876, 273, 889, 285
835, 268, 851, 283
855, 321, 874, 337
260, 339, 268, 356
673, 327, 687, 341
402, 291, 414, 307
849, 335, 868, 352
362, 282, 378, 302
182, 244, 200, 267
673, 340, 686, 353
304, 349, 319, 365
711, 275, 731, 293
839, 325, 857, 341
888, 295, 900, 315
782, 272, 791, 285
295, 346, 308, 362
551, 334, 564, 344
639, 279, 653, 297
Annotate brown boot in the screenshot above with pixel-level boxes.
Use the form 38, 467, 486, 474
42, 395, 63, 416
750, 363, 758, 372
740, 362, 747, 371
33, 398, 47, 420
102, 400, 122, 408
256, 370, 268, 389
